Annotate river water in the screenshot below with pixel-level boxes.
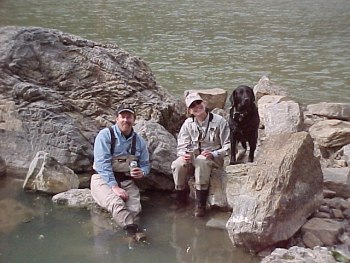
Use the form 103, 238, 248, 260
0, 177, 259, 263
0, 0, 349, 262
0, 0, 349, 104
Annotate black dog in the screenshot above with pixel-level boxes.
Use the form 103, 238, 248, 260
229, 85, 260, 164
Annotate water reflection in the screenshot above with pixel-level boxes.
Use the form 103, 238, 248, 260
0, 177, 259, 263
170, 211, 247, 263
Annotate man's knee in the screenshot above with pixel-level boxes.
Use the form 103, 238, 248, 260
171, 157, 187, 171
193, 155, 212, 167
172, 158, 190, 180
90, 173, 102, 187
128, 202, 142, 216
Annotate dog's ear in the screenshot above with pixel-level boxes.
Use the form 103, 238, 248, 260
229, 90, 236, 107
229, 105, 234, 118
252, 89, 255, 101
249, 87, 256, 102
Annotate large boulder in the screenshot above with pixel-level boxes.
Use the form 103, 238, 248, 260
0, 26, 185, 177
134, 120, 177, 190
225, 163, 251, 210
226, 132, 323, 252
23, 151, 80, 194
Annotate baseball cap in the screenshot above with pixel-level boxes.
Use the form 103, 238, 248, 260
185, 93, 203, 108
116, 105, 135, 115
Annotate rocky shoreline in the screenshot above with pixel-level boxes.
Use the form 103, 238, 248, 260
1, 26, 350, 262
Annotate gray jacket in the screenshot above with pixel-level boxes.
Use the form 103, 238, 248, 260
176, 112, 230, 165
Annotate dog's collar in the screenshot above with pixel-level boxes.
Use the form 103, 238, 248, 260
233, 110, 248, 122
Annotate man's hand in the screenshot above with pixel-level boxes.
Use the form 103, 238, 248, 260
200, 150, 214, 160
130, 167, 144, 179
112, 184, 129, 201
182, 153, 192, 164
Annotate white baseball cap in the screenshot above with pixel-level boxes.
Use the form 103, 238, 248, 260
185, 93, 203, 108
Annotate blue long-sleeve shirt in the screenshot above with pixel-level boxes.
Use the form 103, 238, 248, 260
93, 125, 151, 188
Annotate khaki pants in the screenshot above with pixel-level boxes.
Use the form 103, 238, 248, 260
171, 155, 221, 190
90, 174, 141, 228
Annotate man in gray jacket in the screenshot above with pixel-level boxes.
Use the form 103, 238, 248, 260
171, 93, 230, 217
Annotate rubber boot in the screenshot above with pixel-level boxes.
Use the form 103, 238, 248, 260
124, 224, 138, 249
175, 188, 189, 209
124, 224, 147, 249
194, 189, 209, 217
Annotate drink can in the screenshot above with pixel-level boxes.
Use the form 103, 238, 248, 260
130, 160, 138, 167
130, 160, 138, 169
185, 149, 194, 163
129, 160, 138, 176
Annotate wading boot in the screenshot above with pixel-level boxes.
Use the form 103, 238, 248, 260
124, 224, 147, 249
175, 188, 189, 210
194, 189, 209, 217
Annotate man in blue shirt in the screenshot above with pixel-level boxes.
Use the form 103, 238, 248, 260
91, 105, 150, 244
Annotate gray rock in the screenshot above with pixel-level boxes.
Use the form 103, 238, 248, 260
52, 188, 96, 208
301, 218, 345, 247
307, 102, 350, 121
331, 208, 344, 219
323, 167, 350, 199
134, 120, 177, 190
264, 100, 303, 136
207, 168, 228, 209
323, 189, 337, 199
23, 151, 80, 194
261, 246, 337, 263
206, 212, 231, 230
343, 144, 350, 167
0, 156, 5, 176
314, 212, 332, 219
303, 231, 324, 248
0, 26, 185, 177
226, 132, 323, 252
323, 197, 350, 210
309, 120, 350, 148
253, 76, 288, 102
257, 95, 288, 127
184, 88, 227, 110
225, 163, 251, 210
343, 208, 350, 219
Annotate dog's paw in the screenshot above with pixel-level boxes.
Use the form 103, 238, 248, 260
229, 161, 240, 165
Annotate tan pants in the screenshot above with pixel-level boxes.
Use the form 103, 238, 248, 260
171, 155, 220, 190
90, 174, 141, 227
